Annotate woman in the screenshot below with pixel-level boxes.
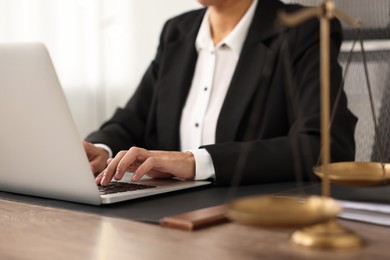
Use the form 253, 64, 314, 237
84, 0, 357, 186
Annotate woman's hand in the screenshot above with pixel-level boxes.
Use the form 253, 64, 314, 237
95, 147, 196, 186
82, 141, 110, 175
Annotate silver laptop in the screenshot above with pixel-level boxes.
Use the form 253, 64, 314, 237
0, 43, 210, 205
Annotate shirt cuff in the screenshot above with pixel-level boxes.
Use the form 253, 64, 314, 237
93, 143, 113, 158
188, 148, 216, 180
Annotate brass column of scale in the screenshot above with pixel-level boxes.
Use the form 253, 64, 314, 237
280, 0, 364, 249
227, 0, 390, 250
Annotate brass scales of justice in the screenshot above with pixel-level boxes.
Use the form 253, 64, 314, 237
226, 0, 390, 250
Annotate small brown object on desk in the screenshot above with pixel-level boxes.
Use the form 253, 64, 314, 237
160, 204, 229, 231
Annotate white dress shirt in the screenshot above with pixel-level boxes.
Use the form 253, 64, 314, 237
180, 0, 258, 180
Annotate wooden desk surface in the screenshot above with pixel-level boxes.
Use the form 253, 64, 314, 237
1, 198, 389, 260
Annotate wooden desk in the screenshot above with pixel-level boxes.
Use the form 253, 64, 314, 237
1, 198, 389, 260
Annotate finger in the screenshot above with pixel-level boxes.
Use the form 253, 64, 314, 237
115, 147, 147, 181
95, 171, 104, 184
90, 155, 105, 173
100, 151, 127, 186
132, 157, 162, 182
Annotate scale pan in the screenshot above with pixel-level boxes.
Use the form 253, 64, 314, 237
227, 195, 340, 228
314, 162, 390, 187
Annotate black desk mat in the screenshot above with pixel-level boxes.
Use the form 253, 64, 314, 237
0, 182, 302, 223
279, 183, 390, 204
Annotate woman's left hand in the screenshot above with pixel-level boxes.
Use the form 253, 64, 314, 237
95, 146, 196, 186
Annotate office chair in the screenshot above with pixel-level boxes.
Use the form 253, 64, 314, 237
282, 0, 390, 162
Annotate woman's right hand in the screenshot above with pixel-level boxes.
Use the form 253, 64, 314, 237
82, 141, 110, 175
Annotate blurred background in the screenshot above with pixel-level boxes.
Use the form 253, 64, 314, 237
0, 0, 201, 137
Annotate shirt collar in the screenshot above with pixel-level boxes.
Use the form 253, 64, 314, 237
195, 0, 258, 55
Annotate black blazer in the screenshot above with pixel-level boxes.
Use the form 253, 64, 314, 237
87, 0, 357, 186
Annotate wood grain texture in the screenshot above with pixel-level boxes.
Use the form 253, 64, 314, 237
0, 198, 389, 260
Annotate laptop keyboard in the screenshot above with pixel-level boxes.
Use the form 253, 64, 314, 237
98, 182, 156, 195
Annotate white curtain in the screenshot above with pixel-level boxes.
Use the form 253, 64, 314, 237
0, 0, 200, 137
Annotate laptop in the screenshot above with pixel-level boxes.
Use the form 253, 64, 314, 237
0, 43, 211, 205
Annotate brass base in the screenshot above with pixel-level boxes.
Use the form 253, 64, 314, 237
291, 219, 363, 250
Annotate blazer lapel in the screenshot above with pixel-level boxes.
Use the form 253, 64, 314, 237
216, 0, 285, 142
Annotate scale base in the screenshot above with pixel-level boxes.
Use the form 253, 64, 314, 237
291, 219, 363, 250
